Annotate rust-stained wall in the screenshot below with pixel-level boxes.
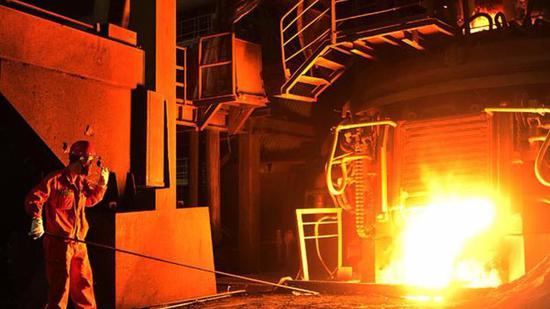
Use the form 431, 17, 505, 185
1, 4, 215, 308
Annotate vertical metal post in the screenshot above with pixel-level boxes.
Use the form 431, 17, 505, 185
231, 32, 236, 97
379, 125, 389, 220
462, 0, 470, 34
296, 209, 309, 280
337, 208, 343, 269
198, 37, 203, 99
330, 0, 336, 44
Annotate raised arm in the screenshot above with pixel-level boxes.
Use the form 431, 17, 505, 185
84, 167, 109, 207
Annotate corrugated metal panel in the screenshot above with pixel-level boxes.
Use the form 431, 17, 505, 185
397, 114, 492, 205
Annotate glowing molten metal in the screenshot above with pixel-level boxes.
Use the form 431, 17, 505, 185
380, 177, 512, 290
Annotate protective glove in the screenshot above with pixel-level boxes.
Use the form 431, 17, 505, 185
98, 167, 109, 187
28, 218, 44, 240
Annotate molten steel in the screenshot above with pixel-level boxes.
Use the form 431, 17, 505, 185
380, 173, 519, 290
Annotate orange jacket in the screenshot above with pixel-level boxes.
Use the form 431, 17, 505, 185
25, 169, 107, 240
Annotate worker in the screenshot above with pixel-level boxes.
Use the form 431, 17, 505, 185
25, 140, 109, 309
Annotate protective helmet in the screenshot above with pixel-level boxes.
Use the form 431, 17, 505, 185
69, 140, 95, 161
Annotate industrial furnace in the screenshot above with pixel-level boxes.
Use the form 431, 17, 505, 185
285, 0, 550, 293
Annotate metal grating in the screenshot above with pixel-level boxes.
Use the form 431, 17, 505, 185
397, 114, 493, 205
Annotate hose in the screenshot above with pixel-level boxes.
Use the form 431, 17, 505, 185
44, 232, 320, 295
494, 12, 508, 29
535, 130, 550, 187
326, 121, 396, 207
462, 12, 493, 34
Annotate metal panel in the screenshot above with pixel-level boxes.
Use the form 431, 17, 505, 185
234, 38, 266, 97
146, 90, 165, 187
396, 113, 492, 205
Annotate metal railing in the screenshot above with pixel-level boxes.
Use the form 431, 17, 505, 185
176, 46, 188, 104
280, 0, 431, 78
197, 32, 235, 100
296, 208, 342, 280
177, 13, 214, 46
280, 0, 332, 79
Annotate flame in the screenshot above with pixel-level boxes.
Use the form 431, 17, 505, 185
379, 172, 516, 290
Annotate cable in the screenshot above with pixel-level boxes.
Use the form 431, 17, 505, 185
44, 232, 319, 295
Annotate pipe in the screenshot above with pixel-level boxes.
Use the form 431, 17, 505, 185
463, 12, 494, 34
485, 107, 550, 187
529, 136, 547, 143
535, 130, 550, 187
494, 12, 508, 29
44, 232, 320, 295
378, 125, 390, 222
335, 120, 397, 132
484, 107, 550, 115
325, 120, 396, 198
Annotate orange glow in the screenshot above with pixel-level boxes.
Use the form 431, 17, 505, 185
379, 172, 518, 290
469, 7, 502, 33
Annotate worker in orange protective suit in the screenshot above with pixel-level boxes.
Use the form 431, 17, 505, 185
25, 140, 109, 309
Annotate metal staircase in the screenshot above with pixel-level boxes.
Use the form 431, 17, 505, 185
278, 0, 454, 103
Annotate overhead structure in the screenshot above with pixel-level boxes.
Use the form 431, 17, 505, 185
278, 0, 454, 102
194, 32, 268, 133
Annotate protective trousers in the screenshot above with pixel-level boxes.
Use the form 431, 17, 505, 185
44, 237, 96, 309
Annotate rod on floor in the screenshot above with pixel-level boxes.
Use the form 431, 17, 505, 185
44, 232, 320, 295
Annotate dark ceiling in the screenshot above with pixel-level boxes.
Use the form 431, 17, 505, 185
177, 0, 216, 11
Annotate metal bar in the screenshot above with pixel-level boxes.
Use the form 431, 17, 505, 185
484, 107, 550, 115
330, 154, 370, 165
335, 120, 397, 132
529, 136, 547, 143
44, 232, 319, 295
296, 209, 309, 280
200, 60, 232, 69
331, 0, 336, 44
6, 0, 95, 29
199, 31, 232, 41
281, 0, 305, 25
335, 2, 420, 23
280, 9, 289, 78
231, 32, 236, 97
282, 0, 322, 33
183, 47, 188, 103
297, 208, 340, 215
337, 209, 342, 269
149, 290, 246, 309
198, 35, 204, 99
302, 221, 338, 226
285, 29, 330, 63
304, 234, 339, 240
282, 8, 330, 47
379, 125, 389, 221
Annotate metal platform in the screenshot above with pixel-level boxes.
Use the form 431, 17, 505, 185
279, 0, 455, 102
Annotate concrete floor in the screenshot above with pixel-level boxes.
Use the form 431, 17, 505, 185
188, 293, 435, 308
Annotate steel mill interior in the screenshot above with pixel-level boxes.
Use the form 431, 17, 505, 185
2, 0, 550, 308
